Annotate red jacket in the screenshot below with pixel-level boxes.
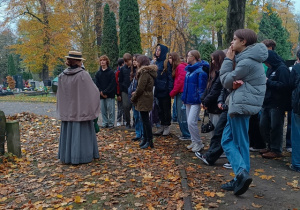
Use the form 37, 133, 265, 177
169, 62, 188, 97
115, 67, 121, 95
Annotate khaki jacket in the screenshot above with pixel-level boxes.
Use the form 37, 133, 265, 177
131, 65, 157, 111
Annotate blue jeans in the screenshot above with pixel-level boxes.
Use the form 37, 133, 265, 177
175, 94, 190, 138
172, 97, 177, 122
100, 98, 115, 127
286, 111, 292, 148
260, 108, 285, 153
291, 112, 300, 169
221, 114, 250, 175
132, 105, 143, 138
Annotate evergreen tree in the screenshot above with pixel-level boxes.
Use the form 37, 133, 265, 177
119, 0, 142, 57
198, 43, 216, 62
7, 54, 16, 76
101, 4, 119, 69
258, 6, 291, 60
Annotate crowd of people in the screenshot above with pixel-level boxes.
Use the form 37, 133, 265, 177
55, 29, 300, 196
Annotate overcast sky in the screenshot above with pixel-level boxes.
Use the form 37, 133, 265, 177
294, 1, 300, 15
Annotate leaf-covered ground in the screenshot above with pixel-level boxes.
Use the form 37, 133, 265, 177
0, 112, 299, 209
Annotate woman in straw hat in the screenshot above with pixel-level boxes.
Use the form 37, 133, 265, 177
56, 51, 100, 164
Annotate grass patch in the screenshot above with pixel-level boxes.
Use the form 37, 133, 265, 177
0, 94, 56, 103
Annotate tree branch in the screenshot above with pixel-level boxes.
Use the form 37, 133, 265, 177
23, 6, 43, 24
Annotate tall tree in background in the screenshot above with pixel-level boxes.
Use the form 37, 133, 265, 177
7, 54, 16, 76
225, 0, 246, 47
189, 0, 228, 49
101, 4, 119, 69
0, 29, 15, 79
5, 0, 72, 80
119, 0, 142, 56
258, 6, 291, 60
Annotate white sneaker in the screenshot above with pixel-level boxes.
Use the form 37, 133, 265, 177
192, 142, 204, 152
162, 126, 170, 136
286, 148, 292, 153
116, 122, 121, 127
223, 162, 232, 169
187, 142, 196, 149
154, 126, 164, 135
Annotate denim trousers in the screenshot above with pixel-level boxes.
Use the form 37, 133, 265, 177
175, 94, 190, 138
291, 112, 300, 169
260, 108, 285, 153
140, 111, 153, 140
121, 92, 131, 126
117, 100, 124, 123
221, 114, 250, 175
132, 105, 143, 138
100, 98, 115, 127
186, 104, 201, 144
286, 111, 292, 148
172, 96, 177, 121
205, 111, 227, 164
157, 96, 171, 126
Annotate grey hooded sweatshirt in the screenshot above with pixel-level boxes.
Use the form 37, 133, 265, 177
220, 43, 268, 116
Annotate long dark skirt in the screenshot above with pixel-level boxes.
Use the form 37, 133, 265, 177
58, 120, 99, 164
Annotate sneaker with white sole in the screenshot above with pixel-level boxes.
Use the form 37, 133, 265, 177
187, 142, 196, 149
195, 152, 209, 165
192, 142, 204, 152
223, 162, 232, 169
154, 126, 164, 135
286, 148, 292, 153
116, 122, 121, 127
249, 147, 261, 152
220, 152, 226, 158
162, 126, 170, 136
179, 136, 191, 141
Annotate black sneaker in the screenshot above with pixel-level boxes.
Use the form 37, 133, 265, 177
195, 152, 209, 165
234, 169, 252, 196
221, 179, 235, 191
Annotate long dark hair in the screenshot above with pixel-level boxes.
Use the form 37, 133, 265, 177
131, 54, 140, 80
169, 52, 181, 78
207, 50, 226, 88
136, 55, 150, 67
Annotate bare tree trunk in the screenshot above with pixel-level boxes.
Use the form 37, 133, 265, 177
39, 0, 50, 81
95, 0, 103, 54
225, 0, 246, 48
217, 29, 223, 49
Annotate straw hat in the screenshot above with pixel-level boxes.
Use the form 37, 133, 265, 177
65, 51, 85, 61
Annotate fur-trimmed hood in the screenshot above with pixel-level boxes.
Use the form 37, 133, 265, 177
137, 65, 158, 79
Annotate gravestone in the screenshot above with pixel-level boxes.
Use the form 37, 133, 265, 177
6, 120, 21, 157
0, 111, 6, 155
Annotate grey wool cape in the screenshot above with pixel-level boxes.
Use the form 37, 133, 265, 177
56, 66, 100, 164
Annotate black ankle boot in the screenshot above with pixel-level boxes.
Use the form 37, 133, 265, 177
139, 138, 147, 147
140, 141, 150, 149
149, 139, 154, 148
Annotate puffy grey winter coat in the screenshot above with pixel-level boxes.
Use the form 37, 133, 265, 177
220, 43, 268, 116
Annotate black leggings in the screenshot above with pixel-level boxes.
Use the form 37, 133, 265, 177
157, 96, 171, 126
140, 111, 153, 140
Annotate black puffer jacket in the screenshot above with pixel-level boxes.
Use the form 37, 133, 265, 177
201, 71, 223, 114
263, 50, 291, 111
